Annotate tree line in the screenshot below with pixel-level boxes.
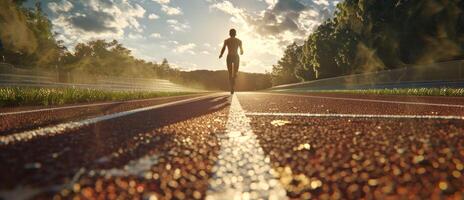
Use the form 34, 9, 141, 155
271, 0, 464, 86
0, 1, 167, 78
0, 0, 272, 90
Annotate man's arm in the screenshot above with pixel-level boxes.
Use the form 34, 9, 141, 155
239, 40, 244, 55
219, 40, 226, 59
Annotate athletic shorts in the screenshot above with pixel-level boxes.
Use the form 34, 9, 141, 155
226, 54, 240, 73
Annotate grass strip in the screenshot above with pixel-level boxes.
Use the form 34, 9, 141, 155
0, 87, 197, 107
282, 88, 464, 97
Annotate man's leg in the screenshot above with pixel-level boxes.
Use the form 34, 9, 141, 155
229, 64, 236, 94
234, 56, 240, 79
231, 64, 235, 94
232, 56, 239, 92
227, 58, 234, 94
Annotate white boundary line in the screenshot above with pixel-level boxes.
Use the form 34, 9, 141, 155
0, 93, 205, 116
0, 93, 224, 145
259, 92, 464, 108
206, 95, 287, 200
246, 112, 464, 120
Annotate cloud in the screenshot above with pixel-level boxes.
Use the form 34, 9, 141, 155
66, 11, 117, 33
264, 0, 278, 7
174, 43, 196, 54
313, 0, 331, 6
166, 19, 190, 31
150, 33, 162, 38
127, 33, 144, 40
48, 0, 73, 13
148, 13, 159, 19
153, 0, 170, 4
209, 1, 243, 15
161, 5, 183, 15
152, 0, 182, 15
50, 0, 145, 46
250, 0, 335, 36
209, 0, 339, 70
210, 0, 337, 38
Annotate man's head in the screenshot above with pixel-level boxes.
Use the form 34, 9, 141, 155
229, 29, 236, 37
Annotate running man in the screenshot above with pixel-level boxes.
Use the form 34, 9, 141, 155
219, 29, 243, 94
0, 38, 4, 63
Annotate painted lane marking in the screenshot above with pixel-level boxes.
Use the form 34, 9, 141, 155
0, 93, 206, 116
206, 95, 287, 200
259, 92, 464, 108
95, 153, 160, 178
246, 112, 464, 120
0, 93, 225, 146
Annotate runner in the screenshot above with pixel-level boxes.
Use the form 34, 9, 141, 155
219, 29, 243, 94
0, 38, 4, 62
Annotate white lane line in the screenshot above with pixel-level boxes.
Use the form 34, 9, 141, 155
246, 112, 464, 120
260, 92, 464, 108
0, 93, 223, 145
96, 154, 160, 178
206, 95, 287, 200
0, 93, 205, 116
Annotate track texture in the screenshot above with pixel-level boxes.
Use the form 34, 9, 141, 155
238, 92, 464, 116
238, 92, 464, 199
1, 92, 463, 199
0, 94, 229, 199
250, 116, 464, 199
0, 94, 204, 135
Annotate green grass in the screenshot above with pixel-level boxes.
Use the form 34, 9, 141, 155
0, 87, 197, 107
284, 88, 464, 97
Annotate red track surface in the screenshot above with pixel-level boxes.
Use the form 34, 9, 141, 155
239, 92, 464, 116
0, 94, 205, 135
0, 92, 463, 199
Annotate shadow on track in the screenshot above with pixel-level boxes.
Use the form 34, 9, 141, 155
0, 102, 125, 136
0, 94, 230, 189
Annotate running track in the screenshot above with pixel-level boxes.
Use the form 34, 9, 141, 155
1, 92, 463, 199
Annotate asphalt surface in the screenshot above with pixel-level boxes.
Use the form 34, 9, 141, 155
0, 92, 463, 199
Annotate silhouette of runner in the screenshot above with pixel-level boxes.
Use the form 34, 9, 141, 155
219, 29, 243, 94
0, 38, 4, 62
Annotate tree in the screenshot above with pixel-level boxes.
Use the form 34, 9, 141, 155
271, 43, 303, 85
0, 0, 64, 67
272, 0, 464, 86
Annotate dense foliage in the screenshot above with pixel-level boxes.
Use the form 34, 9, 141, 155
271, 0, 464, 85
0, 1, 271, 90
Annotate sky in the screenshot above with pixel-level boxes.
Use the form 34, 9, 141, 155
33, 0, 340, 73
